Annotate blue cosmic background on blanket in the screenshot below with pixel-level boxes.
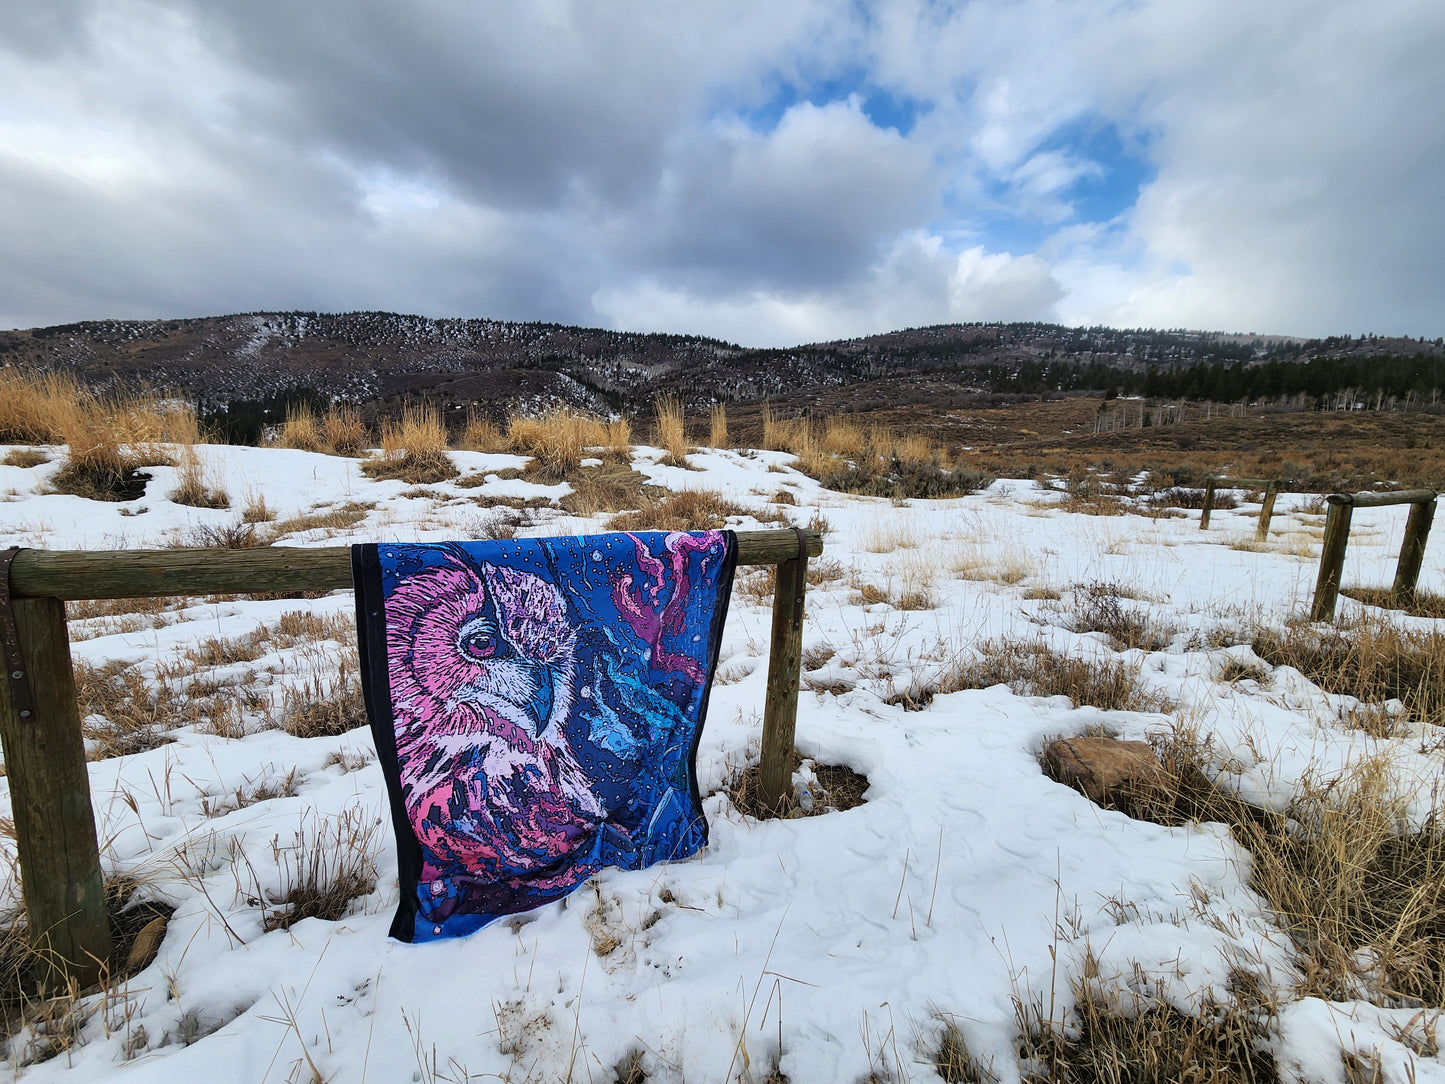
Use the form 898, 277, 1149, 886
353, 531, 736, 942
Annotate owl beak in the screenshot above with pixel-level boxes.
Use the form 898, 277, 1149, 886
525, 666, 556, 737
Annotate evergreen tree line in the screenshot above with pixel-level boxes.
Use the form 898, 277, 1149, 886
972, 352, 1445, 405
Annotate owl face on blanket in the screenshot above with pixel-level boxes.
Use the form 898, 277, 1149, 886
384, 555, 604, 882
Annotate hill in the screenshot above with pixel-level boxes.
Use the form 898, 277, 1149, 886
4, 312, 1440, 427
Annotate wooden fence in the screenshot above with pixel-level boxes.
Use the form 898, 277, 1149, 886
1309, 491, 1437, 620
0, 527, 822, 984
1199, 477, 1279, 540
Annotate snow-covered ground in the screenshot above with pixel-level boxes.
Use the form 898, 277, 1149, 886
0, 443, 1442, 1083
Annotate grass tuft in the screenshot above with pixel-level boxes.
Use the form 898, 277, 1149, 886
726, 751, 868, 820
362, 405, 456, 483
653, 394, 688, 465
1253, 616, 1445, 728
911, 639, 1173, 714
607, 490, 758, 532
2, 449, 50, 468
253, 808, 380, 932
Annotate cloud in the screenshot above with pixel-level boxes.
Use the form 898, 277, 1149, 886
0, 0, 1440, 342
593, 232, 1062, 346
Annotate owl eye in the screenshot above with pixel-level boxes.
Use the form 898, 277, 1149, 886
457, 617, 501, 662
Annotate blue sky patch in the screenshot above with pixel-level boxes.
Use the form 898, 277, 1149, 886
728, 67, 927, 137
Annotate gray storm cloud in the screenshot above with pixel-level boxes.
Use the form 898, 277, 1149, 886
0, 0, 1439, 344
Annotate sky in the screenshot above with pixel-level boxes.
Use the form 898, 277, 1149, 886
1, 0, 1441, 348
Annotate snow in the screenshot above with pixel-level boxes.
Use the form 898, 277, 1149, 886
1, 443, 1442, 1082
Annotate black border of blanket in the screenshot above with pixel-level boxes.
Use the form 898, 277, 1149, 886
351, 531, 738, 943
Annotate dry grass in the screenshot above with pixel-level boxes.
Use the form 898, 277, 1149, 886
458, 411, 506, 452
603, 416, 633, 461
556, 462, 661, 517
199, 768, 302, 818
252, 808, 380, 932
1071, 581, 1173, 651
909, 639, 1174, 714
506, 408, 606, 480
709, 404, 729, 450
240, 491, 274, 523
2, 449, 49, 468
653, 394, 688, 464
173, 520, 266, 549
607, 490, 757, 532
1012, 978, 1275, 1084
0, 878, 173, 1062
278, 668, 368, 738
726, 751, 868, 819
362, 404, 456, 483
0, 368, 82, 444
274, 401, 367, 456
1253, 615, 1445, 729
760, 403, 808, 454
184, 630, 268, 668
852, 556, 937, 611
50, 396, 152, 502
1155, 728, 1445, 1008
169, 446, 229, 509
952, 546, 1036, 585
276, 404, 322, 452
75, 660, 182, 759
319, 404, 368, 456
1342, 585, 1445, 619
266, 500, 373, 540
1217, 658, 1273, 686
862, 519, 920, 553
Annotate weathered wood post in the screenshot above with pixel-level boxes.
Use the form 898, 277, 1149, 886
1391, 495, 1437, 606
1255, 482, 1279, 543
1199, 478, 1218, 530
1311, 496, 1354, 621
757, 531, 810, 812
0, 579, 111, 986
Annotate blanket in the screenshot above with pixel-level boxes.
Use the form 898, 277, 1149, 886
352, 531, 736, 942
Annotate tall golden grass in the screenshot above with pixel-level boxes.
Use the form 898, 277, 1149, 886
709, 404, 729, 450
459, 411, 505, 452
361, 404, 456, 483
507, 408, 597, 479
653, 395, 687, 462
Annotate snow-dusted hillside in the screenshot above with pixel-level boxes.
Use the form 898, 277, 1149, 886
0, 443, 1441, 1083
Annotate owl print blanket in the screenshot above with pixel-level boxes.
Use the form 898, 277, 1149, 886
352, 531, 737, 942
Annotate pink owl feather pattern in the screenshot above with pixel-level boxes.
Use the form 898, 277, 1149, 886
353, 531, 736, 942
385, 560, 602, 877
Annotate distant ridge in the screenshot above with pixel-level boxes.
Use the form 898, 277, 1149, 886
1, 311, 1439, 419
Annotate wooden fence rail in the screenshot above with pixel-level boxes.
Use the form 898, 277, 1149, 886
1309, 491, 1437, 621
1199, 477, 1279, 541
1, 528, 821, 985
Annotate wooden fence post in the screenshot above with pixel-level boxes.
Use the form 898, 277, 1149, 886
757, 542, 809, 812
1199, 478, 1217, 530
1256, 482, 1279, 543
1311, 498, 1354, 621
1391, 496, 1437, 606
0, 596, 110, 986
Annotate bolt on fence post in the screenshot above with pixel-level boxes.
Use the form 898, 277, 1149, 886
1391, 496, 1437, 607
0, 597, 111, 985
757, 551, 809, 813
1256, 482, 1279, 543
1199, 478, 1217, 530
1311, 497, 1354, 622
